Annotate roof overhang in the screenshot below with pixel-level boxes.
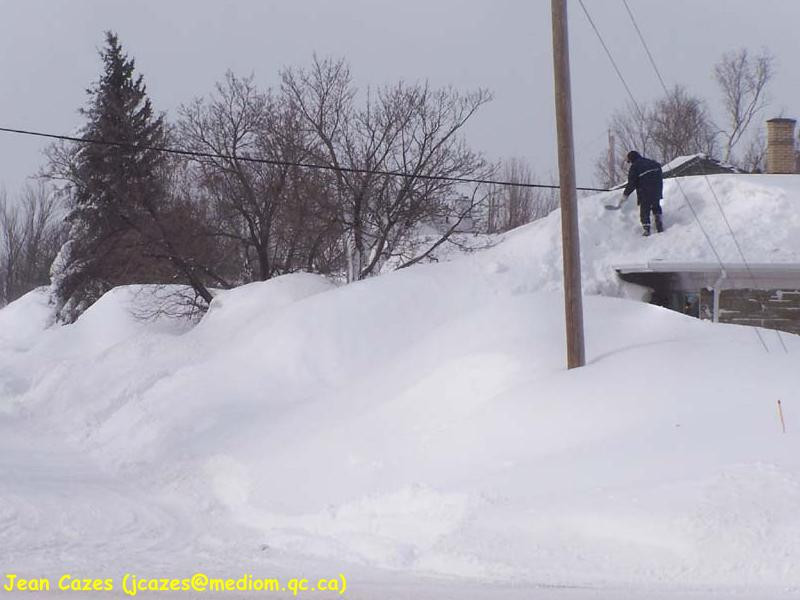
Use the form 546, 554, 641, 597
614, 262, 800, 291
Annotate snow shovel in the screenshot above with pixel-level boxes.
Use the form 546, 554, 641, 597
604, 194, 627, 210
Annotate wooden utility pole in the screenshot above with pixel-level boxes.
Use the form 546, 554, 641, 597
551, 0, 586, 369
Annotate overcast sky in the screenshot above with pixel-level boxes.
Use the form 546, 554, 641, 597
1, 0, 799, 198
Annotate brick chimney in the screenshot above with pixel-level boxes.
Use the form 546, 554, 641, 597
766, 118, 797, 174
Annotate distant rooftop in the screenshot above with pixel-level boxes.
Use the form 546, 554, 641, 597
661, 154, 742, 177
613, 154, 741, 189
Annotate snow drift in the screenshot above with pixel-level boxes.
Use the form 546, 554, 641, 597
2, 174, 800, 597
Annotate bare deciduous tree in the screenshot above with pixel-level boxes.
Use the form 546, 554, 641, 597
0, 184, 67, 305
282, 55, 492, 281
651, 85, 717, 161
596, 86, 717, 186
29, 53, 498, 316
739, 128, 767, 173
714, 48, 774, 163
179, 72, 340, 283
594, 100, 654, 188
486, 158, 559, 232
0, 190, 22, 304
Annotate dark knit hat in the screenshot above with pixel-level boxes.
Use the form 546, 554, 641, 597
626, 150, 641, 162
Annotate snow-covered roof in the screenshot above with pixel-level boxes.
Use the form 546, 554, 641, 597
661, 153, 742, 177
482, 173, 800, 298
661, 154, 701, 173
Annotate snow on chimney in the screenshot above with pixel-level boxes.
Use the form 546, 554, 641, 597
766, 118, 797, 174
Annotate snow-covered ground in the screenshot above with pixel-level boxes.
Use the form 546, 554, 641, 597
2, 174, 800, 598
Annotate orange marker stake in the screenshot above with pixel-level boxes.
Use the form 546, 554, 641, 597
778, 399, 787, 434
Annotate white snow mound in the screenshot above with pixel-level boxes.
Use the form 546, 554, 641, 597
2, 175, 800, 596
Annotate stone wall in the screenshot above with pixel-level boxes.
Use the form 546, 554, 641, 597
713, 288, 800, 335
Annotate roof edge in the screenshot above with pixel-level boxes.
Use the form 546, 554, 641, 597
614, 262, 800, 274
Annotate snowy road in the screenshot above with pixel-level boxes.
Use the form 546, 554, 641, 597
1, 411, 797, 600
0, 414, 193, 576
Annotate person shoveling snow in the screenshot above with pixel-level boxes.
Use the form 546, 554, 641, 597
624, 150, 664, 236
607, 150, 665, 236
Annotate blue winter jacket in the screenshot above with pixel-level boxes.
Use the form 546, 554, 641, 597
623, 156, 663, 202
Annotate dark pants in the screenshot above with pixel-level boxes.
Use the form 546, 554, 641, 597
639, 196, 663, 225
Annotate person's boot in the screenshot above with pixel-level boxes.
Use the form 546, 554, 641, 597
642, 224, 651, 237
654, 214, 664, 233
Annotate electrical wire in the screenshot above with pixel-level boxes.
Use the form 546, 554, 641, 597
0, 125, 609, 193
576, 1, 736, 288
576, 0, 646, 122
620, 0, 669, 92
620, 0, 787, 353
578, 0, 772, 352
578, 1, 729, 269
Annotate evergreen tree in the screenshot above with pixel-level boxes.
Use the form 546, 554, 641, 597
51, 31, 168, 323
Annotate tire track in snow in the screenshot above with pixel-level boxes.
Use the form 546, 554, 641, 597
0, 417, 192, 574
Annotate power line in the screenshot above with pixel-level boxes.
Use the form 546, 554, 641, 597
576, 0, 646, 121
579, 0, 773, 352
620, 0, 669, 93
698, 171, 788, 353
620, 0, 787, 354
577, 1, 729, 271
576, 0, 735, 285
0, 125, 609, 193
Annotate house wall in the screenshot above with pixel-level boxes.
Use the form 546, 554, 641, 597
704, 288, 800, 335
618, 270, 800, 335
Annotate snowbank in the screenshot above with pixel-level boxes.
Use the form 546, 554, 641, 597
0, 286, 52, 350
2, 174, 800, 596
